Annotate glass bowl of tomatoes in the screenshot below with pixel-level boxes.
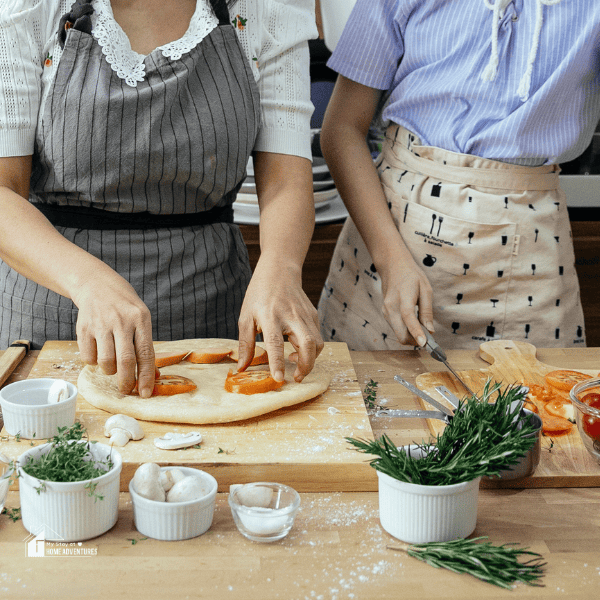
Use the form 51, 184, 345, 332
570, 378, 600, 463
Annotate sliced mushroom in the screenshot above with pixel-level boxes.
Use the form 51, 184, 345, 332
153, 431, 202, 450
104, 414, 145, 447
47, 380, 70, 404
132, 463, 165, 502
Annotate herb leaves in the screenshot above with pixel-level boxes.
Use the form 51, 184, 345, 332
21, 423, 114, 494
349, 381, 538, 486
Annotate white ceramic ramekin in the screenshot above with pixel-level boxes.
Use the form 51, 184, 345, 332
129, 467, 218, 541
377, 446, 481, 544
18, 441, 122, 542
0, 378, 77, 439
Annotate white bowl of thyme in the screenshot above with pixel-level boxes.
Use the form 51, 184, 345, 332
349, 382, 539, 544
17, 422, 122, 542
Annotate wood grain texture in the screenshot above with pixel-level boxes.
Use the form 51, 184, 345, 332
414, 340, 600, 488
1, 486, 600, 599
0, 341, 378, 493
2, 348, 600, 599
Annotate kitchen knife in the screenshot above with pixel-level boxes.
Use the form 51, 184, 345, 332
375, 408, 450, 423
393, 375, 455, 418
422, 330, 477, 397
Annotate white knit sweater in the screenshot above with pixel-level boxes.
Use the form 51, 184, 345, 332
0, 0, 317, 159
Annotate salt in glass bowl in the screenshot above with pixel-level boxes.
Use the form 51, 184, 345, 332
570, 378, 600, 464
228, 482, 300, 543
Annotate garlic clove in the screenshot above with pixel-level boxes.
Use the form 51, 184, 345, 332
234, 485, 274, 508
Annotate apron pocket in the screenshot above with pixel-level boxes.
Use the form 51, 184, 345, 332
393, 200, 518, 278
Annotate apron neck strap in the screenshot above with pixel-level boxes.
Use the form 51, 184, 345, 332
209, 0, 231, 26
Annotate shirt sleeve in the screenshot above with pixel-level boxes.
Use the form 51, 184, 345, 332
0, 0, 52, 157
328, 0, 405, 91
233, 0, 318, 160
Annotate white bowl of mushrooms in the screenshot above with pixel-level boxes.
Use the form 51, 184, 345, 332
129, 464, 218, 541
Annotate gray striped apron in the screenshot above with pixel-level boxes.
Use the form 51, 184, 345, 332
0, 0, 260, 349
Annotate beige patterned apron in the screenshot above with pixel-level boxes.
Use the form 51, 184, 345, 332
318, 124, 586, 350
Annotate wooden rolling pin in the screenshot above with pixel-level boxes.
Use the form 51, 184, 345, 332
0, 340, 31, 389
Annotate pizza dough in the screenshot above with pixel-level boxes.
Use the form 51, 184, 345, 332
77, 339, 332, 424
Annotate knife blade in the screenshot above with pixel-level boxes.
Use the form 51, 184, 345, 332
393, 375, 455, 418
434, 385, 461, 410
375, 408, 450, 422
422, 330, 477, 397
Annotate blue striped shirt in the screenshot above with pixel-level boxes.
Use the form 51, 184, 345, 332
328, 0, 600, 165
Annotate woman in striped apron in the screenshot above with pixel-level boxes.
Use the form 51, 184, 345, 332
0, 0, 321, 395
317, 0, 599, 351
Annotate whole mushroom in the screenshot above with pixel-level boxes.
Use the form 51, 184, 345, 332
167, 476, 207, 503
104, 414, 145, 447
132, 463, 165, 502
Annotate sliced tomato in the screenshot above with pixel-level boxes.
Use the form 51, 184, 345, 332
526, 395, 574, 436
544, 398, 575, 422
152, 374, 197, 396
525, 384, 556, 404
224, 369, 284, 395
185, 348, 233, 364
154, 351, 190, 368
544, 370, 592, 392
582, 392, 600, 409
583, 415, 600, 440
229, 346, 269, 366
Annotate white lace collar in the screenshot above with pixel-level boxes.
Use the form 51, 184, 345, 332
91, 0, 219, 87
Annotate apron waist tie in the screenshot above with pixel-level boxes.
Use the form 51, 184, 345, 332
387, 130, 560, 192
35, 202, 234, 230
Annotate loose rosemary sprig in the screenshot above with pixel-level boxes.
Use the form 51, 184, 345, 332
348, 380, 538, 485
20, 423, 113, 496
389, 537, 546, 589
363, 379, 380, 410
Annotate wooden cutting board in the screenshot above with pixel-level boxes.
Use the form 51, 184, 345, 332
415, 339, 600, 488
1, 341, 377, 493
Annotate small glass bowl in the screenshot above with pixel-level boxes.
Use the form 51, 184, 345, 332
570, 378, 600, 464
228, 482, 300, 543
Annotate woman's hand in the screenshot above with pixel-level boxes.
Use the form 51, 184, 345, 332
377, 258, 434, 347
0, 156, 156, 396
237, 151, 323, 381
238, 258, 323, 382
320, 76, 435, 348
72, 269, 156, 397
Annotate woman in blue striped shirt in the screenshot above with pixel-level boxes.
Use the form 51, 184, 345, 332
318, 0, 600, 350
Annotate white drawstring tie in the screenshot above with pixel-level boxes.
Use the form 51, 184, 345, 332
481, 0, 562, 102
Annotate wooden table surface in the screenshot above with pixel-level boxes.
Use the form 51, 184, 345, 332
2, 347, 600, 599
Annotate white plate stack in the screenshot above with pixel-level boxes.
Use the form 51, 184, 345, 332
233, 149, 347, 225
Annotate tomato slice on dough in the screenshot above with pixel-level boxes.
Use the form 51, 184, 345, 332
154, 351, 190, 368
224, 369, 284, 395
152, 375, 197, 396
185, 348, 233, 364
229, 346, 269, 366
544, 370, 592, 392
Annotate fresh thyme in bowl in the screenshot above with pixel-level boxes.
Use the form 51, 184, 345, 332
20, 422, 114, 494
348, 380, 538, 485
389, 536, 546, 589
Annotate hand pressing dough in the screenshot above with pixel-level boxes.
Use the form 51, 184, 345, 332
77, 339, 332, 424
